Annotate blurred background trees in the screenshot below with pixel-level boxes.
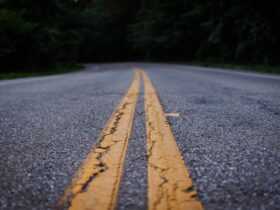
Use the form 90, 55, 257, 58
0, 0, 279, 71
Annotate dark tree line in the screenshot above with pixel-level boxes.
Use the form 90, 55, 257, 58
0, 0, 279, 71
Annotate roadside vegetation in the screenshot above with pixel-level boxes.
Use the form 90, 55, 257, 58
0, 0, 279, 79
0, 64, 82, 80
178, 62, 280, 74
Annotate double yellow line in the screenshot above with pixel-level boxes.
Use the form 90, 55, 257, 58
59, 69, 203, 210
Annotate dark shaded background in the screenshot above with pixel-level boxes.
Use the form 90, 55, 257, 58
0, 0, 279, 72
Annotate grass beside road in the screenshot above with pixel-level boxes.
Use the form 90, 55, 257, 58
0, 64, 83, 80
181, 62, 280, 74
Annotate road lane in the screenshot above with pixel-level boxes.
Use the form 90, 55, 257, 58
141, 64, 280, 210
0, 64, 134, 210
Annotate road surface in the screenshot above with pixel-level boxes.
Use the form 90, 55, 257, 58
0, 63, 279, 210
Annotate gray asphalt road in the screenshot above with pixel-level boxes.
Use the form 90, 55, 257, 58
0, 63, 279, 210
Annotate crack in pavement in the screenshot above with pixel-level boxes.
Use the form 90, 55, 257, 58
57, 70, 140, 210
142, 69, 203, 210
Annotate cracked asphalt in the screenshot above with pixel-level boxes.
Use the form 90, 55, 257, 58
0, 63, 279, 210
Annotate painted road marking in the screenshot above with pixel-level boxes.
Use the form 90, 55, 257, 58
141, 69, 203, 210
59, 70, 140, 210
165, 112, 180, 117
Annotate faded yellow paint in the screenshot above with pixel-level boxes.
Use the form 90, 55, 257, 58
59, 70, 141, 210
141, 69, 203, 210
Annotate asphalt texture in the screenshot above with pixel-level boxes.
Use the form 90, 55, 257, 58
0, 63, 279, 210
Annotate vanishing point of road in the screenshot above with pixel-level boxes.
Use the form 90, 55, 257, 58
0, 63, 279, 210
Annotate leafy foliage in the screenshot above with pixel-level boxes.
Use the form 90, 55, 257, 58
0, 0, 85, 71
0, 0, 279, 71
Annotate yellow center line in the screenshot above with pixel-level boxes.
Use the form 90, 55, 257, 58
58, 70, 141, 210
140, 69, 203, 210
